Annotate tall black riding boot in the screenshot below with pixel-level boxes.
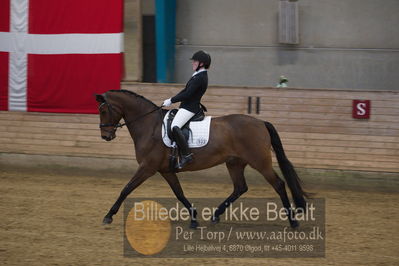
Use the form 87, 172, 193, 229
172, 126, 193, 169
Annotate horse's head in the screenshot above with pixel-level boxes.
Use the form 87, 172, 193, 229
95, 93, 124, 141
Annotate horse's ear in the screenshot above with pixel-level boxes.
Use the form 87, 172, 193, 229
95, 94, 105, 103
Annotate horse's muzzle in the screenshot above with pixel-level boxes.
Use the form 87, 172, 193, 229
102, 134, 115, 141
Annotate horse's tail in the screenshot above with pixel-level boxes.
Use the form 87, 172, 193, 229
264, 121, 309, 209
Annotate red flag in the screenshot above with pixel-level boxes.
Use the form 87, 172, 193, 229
0, 0, 123, 113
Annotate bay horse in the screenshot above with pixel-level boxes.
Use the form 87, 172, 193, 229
95, 89, 308, 229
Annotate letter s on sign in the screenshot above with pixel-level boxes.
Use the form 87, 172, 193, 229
352, 100, 370, 119
356, 103, 366, 115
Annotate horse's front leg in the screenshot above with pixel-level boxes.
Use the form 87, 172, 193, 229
103, 165, 156, 225
160, 172, 199, 229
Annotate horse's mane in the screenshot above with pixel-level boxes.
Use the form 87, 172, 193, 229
108, 89, 158, 108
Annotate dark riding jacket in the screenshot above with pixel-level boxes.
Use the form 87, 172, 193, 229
171, 70, 208, 114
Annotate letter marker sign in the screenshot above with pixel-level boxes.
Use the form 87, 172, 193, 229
352, 100, 371, 119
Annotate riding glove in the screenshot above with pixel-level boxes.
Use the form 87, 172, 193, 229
163, 98, 172, 107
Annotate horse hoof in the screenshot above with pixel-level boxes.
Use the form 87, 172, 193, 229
211, 216, 220, 224
103, 216, 113, 225
190, 220, 199, 229
296, 207, 306, 214
290, 220, 299, 229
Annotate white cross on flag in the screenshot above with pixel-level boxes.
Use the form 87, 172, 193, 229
0, 0, 123, 113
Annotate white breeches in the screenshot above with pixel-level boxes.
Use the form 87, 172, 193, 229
171, 108, 195, 129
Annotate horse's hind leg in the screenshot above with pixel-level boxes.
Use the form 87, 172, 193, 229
249, 159, 299, 228
160, 172, 199, 229
103, 165, 156, 225
212, 158, 248, 223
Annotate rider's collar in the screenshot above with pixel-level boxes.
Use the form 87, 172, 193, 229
192, 68, 207, 77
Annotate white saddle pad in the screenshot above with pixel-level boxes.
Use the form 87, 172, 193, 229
162, 110, 212, 148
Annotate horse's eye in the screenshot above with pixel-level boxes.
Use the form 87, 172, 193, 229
101, 110, 106, 115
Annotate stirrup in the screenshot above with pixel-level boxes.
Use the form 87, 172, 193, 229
178, 153, 193, 169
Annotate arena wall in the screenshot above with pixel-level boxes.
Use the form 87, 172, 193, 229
174, 0, 399, 90
0, 84, 398, 173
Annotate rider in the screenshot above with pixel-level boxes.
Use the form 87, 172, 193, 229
162, 50, 211, 169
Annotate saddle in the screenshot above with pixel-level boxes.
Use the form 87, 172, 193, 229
166, 108, 206, 142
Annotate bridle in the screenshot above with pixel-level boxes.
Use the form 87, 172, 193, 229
98, 99, 162, 134
98, 101, 125, 134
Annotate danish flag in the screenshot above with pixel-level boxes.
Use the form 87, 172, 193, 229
0, 0, 123, 113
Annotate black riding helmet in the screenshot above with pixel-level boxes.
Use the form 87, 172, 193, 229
190, 50, 211, 70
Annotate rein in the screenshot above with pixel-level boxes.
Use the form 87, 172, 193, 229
99, 101, 162, 130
